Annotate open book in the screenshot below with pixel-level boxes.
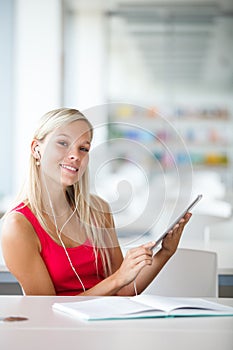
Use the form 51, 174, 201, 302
53, 295, 233, 321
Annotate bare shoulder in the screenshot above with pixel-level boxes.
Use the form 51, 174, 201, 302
1, 211, 56, 295
1, 211, 40, 250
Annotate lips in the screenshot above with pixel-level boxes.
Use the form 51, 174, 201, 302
60, 164, 78, 172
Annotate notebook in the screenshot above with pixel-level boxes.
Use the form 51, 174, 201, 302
53, 294, 233, 321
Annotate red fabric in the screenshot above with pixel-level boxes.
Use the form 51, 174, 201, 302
14, 203, 105, 295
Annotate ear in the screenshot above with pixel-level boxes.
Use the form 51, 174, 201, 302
31, 139, 40, 159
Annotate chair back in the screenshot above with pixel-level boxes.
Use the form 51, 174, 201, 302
143, 248, 218, 297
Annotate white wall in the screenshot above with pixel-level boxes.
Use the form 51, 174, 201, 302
63, 2, 108, 115
13, 0, 63, 193
0, 0, 14, 198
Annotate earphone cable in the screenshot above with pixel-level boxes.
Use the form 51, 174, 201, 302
133, 280, 138, 296
44, 177, 86, 292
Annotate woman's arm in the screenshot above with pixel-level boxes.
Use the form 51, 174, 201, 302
78, 241, 155, 296
80, 198, 191, 296
1, 212, 56, 295
117, 212, 192, 295
79, 213, 191, 297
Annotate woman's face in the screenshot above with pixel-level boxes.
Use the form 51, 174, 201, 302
37, 120, 92, 189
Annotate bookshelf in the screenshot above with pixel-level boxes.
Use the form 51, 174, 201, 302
107, 103, 233, 187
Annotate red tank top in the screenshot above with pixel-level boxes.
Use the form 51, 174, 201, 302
14, 203, 105, 295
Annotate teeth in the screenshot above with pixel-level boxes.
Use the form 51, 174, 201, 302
61, 164, 78, 172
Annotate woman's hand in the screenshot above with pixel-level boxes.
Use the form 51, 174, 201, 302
161, 212, 192, 257
114, 241, 155, 287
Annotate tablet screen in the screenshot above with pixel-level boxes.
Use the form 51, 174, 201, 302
153, 194, 203, 247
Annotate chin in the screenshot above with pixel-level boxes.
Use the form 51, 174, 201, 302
60, 178, 78, 188
61, 173, 84, 188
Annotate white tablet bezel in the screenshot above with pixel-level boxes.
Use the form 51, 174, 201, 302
153, 194, 203, 248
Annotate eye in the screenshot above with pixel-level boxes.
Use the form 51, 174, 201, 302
80, 146, 90, 152
58, 141, 68, 147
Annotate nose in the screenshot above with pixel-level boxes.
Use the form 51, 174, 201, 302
68, 148, 80, 161
69, 154, 77, 160
68, 154, 79, 161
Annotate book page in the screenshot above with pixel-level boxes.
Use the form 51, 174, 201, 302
132, 295, 233, 313
53, 296, 166, 320
53, 296, 233, 321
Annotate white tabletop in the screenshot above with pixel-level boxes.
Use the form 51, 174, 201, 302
0, 296, 232, 350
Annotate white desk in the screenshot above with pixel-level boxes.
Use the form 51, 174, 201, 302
0, 296, 232, 350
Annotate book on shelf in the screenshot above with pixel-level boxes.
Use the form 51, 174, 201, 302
52, 295, 233, 321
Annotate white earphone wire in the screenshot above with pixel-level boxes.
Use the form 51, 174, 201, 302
43, 177, 86, 292
133, 280, 138, 296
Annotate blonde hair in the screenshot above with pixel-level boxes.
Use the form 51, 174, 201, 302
12, 108, 114, 277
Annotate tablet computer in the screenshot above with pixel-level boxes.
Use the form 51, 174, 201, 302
153, 194, 203, 248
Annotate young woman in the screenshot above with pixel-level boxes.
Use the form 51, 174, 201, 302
1, 108, 191, 296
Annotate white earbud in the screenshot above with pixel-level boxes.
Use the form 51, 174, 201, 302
35, 146, 41, 159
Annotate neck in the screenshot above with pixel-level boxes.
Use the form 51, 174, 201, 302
40, 179, 72, 217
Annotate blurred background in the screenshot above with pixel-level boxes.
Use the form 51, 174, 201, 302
0, 0, 233, 296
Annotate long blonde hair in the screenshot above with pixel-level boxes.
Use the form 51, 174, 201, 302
12, 108, 114, 276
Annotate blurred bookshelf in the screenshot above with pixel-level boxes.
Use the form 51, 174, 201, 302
107, 103, 233, 189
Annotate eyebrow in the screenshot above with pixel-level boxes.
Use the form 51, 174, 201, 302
55, 133, 91, 144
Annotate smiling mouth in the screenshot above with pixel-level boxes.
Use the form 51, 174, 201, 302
60, 164, 78, 172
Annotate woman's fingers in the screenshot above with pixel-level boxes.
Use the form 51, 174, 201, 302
126, 242, 154, 258
133, 253, 153, 266
161, 212, 192, 256
170, 212, 192, 233
117, 242, 155, 286
143, 241, 156, 249
124, 242, 155, 270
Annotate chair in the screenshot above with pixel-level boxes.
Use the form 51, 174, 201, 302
143, 248, 218, 297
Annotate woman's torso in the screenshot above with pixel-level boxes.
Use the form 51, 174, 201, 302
13, 203, 105, 295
